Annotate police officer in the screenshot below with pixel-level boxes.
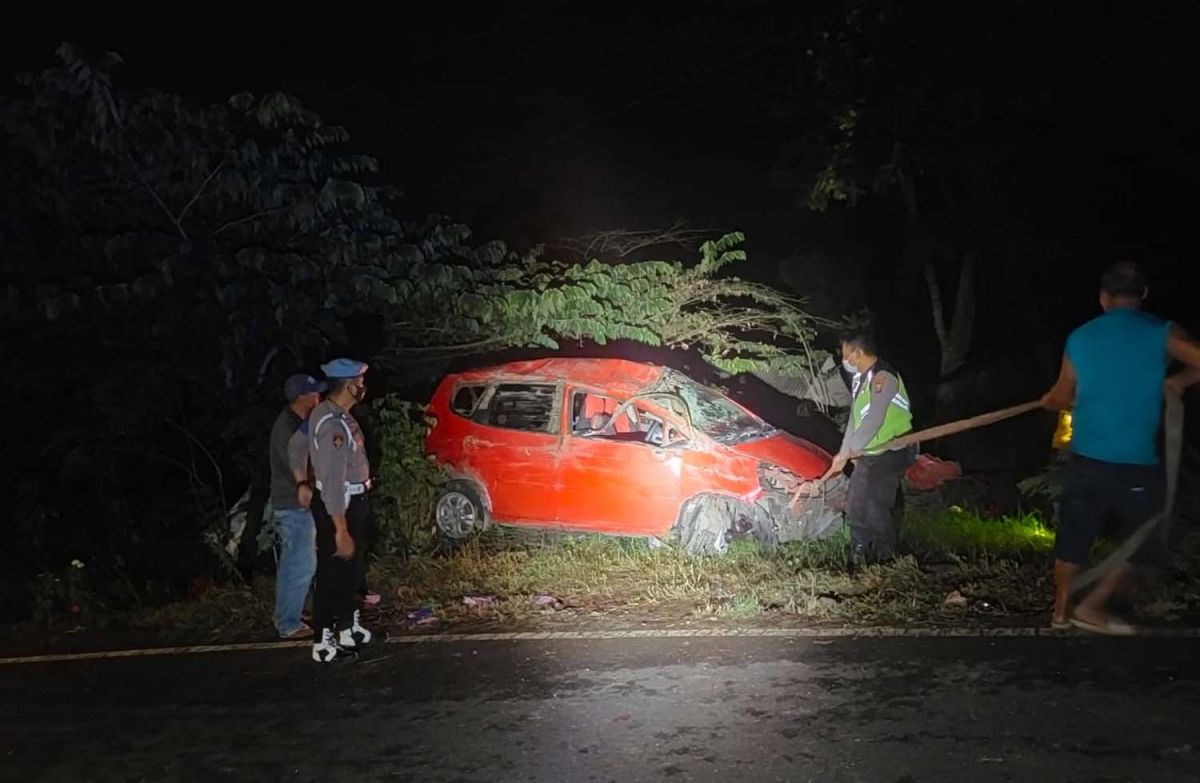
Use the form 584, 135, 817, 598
308, 357, 374, 662
830, 330, 916, 563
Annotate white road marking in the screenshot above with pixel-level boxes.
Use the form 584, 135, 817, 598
3, 625, 1199, 665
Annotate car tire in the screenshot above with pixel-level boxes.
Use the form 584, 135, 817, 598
742, 502, 779, 551
674, 497, 731, 556
675, 495, 778, 556
434, 481, 489, 541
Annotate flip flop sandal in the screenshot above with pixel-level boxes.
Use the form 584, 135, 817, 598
280, 624, 315, 640
1050, 618, 1072, 630
1069, 615, 1137, 636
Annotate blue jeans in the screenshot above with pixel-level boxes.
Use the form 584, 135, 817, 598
273, 507, 317, 635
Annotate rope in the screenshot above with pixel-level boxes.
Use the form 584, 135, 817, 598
792, 400, 1043, 500
784, 391, 1186, 594
864, 401, 1043, 458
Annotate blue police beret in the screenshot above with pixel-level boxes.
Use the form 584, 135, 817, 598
321, 358, 369, 379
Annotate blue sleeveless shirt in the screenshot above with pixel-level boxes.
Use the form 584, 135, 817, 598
1065, 308, 1170, 465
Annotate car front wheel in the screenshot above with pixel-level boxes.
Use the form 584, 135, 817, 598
674, 495, 778, 556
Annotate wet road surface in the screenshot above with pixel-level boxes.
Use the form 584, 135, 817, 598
2, 635, 1198, 781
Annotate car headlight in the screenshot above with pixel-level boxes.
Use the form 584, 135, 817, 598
758, 463, 799, 492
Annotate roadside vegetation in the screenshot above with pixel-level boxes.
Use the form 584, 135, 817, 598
36, 508, 1191, 647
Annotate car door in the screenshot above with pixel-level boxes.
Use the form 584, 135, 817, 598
461, 381, 562, 524
556, 389, 690, 535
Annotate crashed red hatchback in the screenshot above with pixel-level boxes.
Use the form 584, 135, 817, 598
424, 358, 848, 554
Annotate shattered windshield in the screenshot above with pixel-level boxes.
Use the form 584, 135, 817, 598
654, 370, 772, 444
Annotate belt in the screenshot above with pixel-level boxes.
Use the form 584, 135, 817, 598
315, 479, 373, 494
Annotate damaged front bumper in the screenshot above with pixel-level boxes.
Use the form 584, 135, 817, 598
758, 465, 849, 542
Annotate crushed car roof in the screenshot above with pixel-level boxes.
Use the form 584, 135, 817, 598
449, 358, 666, 399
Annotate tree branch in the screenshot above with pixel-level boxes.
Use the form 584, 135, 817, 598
945, 249, 976, 375
135, 179, 188, 240
551, 220, 722, 260
213, 208, 281, 237
98, 83, 188, 240
923, 257, 950, 364
165, 418, 225, 507
177, 160, 226, 226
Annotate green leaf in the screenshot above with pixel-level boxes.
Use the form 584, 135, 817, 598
228, 92, 255, 111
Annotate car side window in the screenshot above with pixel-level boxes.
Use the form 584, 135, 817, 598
571, 391, 685, 446
450, 384, 486, 418
570, 391, 633, 434
481, 384, 558, 433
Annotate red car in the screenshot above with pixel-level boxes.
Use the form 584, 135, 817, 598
423, 358, 847, 554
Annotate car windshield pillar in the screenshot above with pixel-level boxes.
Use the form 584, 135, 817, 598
650, 371, 769, 444
601, 392, 694, 446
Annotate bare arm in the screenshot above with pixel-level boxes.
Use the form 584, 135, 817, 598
1040, 353, 1077, 411
1166, 325, 1200, 395
287, 428, 312, 507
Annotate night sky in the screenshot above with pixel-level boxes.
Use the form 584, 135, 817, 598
5, 3, 1198, 346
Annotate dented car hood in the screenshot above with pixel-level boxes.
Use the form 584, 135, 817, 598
729, 431, 831, 480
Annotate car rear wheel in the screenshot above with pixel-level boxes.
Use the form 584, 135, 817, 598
434, 481, 488, 540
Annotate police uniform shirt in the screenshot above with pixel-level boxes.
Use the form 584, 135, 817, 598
308, 398, 370, 516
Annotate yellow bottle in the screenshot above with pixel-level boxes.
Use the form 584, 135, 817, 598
1052, 410, 1073, 450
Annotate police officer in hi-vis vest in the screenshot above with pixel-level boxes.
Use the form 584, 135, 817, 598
308, 358, 374, 662
829, 331, 916, 563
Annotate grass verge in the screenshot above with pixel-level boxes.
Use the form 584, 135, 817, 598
58, 510, 1200, 646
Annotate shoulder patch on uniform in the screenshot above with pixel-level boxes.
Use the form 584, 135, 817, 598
872, 376, 885, 393
332, 432, 345, 450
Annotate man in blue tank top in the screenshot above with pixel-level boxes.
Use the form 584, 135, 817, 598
1041, 261, 1200, 634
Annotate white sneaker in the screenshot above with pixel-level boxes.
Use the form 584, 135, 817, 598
338, 609, 373, 649
311, 628, 342, 663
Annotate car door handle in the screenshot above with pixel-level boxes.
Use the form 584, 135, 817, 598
652, 448, 666, 459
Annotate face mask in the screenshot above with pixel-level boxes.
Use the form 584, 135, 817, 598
351, 382, 367, 403
842, 360, 858, 375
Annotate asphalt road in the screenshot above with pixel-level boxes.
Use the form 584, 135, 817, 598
2, 634, 1198, 782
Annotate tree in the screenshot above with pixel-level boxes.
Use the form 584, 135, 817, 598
1, 43, 444, 608
772, 1, 1044, 405
1, 45, 837, 614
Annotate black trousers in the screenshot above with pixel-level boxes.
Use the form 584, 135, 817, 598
1056, 455, 1165, 566
311, 491, 368, 633
357, 510, 376, 599
847, 447, 915, 559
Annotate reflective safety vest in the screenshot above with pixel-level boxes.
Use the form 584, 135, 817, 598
850, 362, 913, 455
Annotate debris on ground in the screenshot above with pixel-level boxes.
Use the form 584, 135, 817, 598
533, 595, 563, 609
905, 454, 963, 492
463, 595, 498, 608
944, 590, 969, 608
405, 608, 437, 627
